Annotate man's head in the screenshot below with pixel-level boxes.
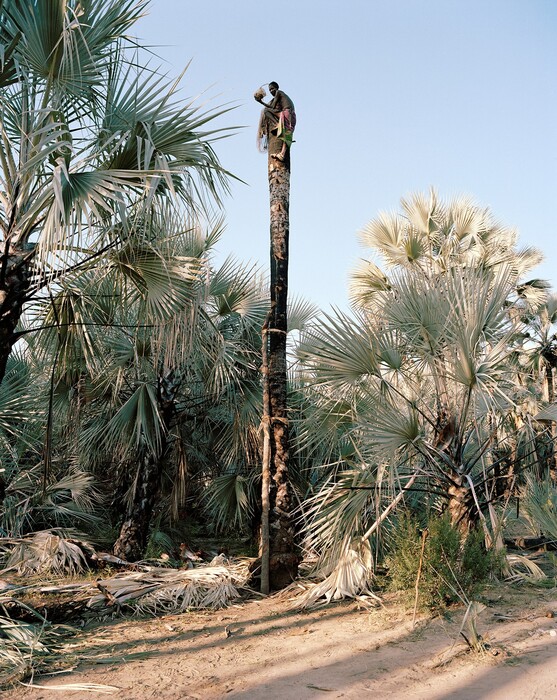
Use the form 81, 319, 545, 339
269, 81, 279, 95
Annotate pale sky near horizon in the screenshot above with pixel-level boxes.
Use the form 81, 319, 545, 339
135, 0, 557, 310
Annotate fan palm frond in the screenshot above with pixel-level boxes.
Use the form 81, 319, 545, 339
0, 354, 39, 443
521, 473, 557, 541
205, 472, 258, 533
296, 538, 380, 609
8, 0, 147, 97
302, 469, 378, 568
1, 530, 94, 575
298, 309, 379, 390
2, 464, 101, 536
349, 259, 390, 307
287, 296, 320, 333
79, 382, 164, 462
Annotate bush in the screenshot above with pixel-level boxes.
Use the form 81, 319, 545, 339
386, 511, 496, 611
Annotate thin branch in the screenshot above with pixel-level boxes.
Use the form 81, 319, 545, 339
361, 472, 419, 541
14, 321, 157, 338
22, 239, 122, 300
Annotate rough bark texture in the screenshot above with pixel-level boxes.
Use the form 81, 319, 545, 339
434, 406, 478, 532
264, 133, 299, 589
112, 450, 163, 562
0, 253, 31, 383
0, 253, 30, 511
446, 473, 476, 532
112, 372, 178, 561
259, 315, 272, 594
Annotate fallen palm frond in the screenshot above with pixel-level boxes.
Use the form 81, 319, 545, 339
0, 557, 253, 685
0, 600, 76, 688
294, 538, 380, 609
20, 682, 119, 694
0, 554, 254, 621
505, 553, 547, 583
88, 558, 253, 614
0, 531, 95, 576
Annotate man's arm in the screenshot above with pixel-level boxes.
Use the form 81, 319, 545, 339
254, 92, 282, 113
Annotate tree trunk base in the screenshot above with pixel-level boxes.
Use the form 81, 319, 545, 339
248, 552, 299, 591
269, 552, 299, 590
113, 519, 145, 562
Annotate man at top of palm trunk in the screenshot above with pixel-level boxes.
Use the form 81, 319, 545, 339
255, 81, 296, 162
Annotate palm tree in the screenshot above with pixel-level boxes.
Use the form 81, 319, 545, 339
295, 192, 548, 580
519, 295, 557, 404
0, 0, 231, 385
301, 267, 519, 530
515, 295, 557, 480
350, 188, 543, 308
27, 218, 277, 560
23, 213, 206, 558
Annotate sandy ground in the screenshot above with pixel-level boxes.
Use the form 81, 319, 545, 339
4, 583, 557, 700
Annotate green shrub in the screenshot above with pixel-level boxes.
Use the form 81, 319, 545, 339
386, 511, 497, 611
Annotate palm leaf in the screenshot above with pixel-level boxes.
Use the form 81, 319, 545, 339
8, 0, 147, 97
521, 473, 557, 541
84, 382, 164, 457
288, 296, 319, 333
0, 354, 37, 442
205, 472, 257, 533
298, 309, 379, 389
302, 469, 377, 566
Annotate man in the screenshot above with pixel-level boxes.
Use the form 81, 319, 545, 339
255, 81, 296, 161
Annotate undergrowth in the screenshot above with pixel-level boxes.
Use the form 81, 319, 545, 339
386, 511, 501, 612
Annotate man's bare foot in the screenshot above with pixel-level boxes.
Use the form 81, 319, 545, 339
272, 153, 285, 161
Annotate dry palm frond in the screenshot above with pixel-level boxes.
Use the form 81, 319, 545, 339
505, 553, 547, 583
0, 603, 76, 688
295, 539, 380, 609
1, 531, 94, 576
458, 601, 487, 653
20, 683, 119, 694
88, 559, 252, 614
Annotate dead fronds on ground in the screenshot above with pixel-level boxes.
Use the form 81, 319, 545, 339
88, 557, 253, 614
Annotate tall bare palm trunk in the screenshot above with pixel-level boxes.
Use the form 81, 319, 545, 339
544, 362, 557, 481
261, 134, 298, 589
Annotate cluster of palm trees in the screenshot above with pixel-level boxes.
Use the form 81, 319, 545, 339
295, 191, 556, 577
0, 0, 266, 554
1, 1, 555, 589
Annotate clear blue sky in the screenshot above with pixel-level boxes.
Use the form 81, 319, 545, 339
135, 0, 557, 309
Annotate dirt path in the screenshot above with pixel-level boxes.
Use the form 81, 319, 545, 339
4, 584, 557, 699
